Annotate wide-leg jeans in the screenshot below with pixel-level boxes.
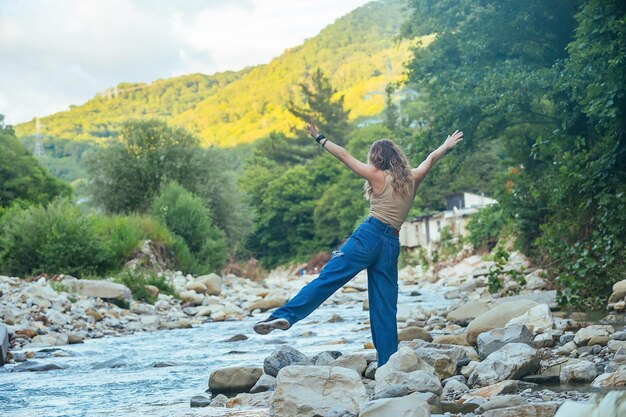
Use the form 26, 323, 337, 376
271, 216, 401, 367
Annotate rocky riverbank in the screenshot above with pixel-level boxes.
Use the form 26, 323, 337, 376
2, 251, 626, 416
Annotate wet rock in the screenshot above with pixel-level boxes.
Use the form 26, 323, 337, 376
468, 343, 540, 387
61, 277, 132, 299
92, 356, 127, 369
0, 324, 8, 366
223, 334, 248, 342
560, 360, 597, 383
11, 360, 68, 372
67, 332, 85, 344
250, 373, 276, 393
506, 304, 555, 335
152, 361, 177, 367
466, 300, 538, 345
190, 395, 211, 407
270, 365, 367, 417
327, 314, 344, 323
398, 326, 432, 342
359, 392, 430, 417
264, 345, 310, 377
477, 325, 533, 360
573, 325, 614, 346
208, 366, 263, 394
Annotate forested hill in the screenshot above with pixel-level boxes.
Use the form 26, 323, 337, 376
15, 0, 419, 147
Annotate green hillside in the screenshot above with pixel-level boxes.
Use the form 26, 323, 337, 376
15, 0, 424, 147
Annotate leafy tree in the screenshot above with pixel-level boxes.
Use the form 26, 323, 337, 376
0, 115, 71, 206
288, 68, 352, 144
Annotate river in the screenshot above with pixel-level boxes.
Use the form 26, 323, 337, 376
1, 284, 450, 417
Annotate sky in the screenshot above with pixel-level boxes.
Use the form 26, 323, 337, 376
0, 0, 371, 125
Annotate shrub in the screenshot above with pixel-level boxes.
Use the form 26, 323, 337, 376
115, 269, 157, 304
151, 182, 227, 273
0, 198, 114, 277
467, 205, 507, 250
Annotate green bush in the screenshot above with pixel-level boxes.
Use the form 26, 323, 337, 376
467, 205, 507, 250
0, 198, 113, 277
151, 182, 227, 273
115, 269, 157, 304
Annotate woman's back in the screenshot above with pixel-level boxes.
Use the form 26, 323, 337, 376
369, 173, 417, 230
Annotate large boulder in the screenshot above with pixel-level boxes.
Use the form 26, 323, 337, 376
477, 325, 533, 360
208, 366, 262, 394
61, 277, 131, 299
574, 325, 614, 346
374, 347, 435, 383
468, 343, 540, 387
31, 333, 69, 346
195, 273, 222, 296
270, 366, 367, 417
11, 360, 68, 372
506, 304, 555, 335
408, 340, 478, 380
358, 392, 431, 417
466, 300, 538, 345
447, 300, 494, 324
331, 353, 368, 376
608, 279, 626, 303
264, 345, 310, 377
0, 324, 8, 366
560, 361, 597, 383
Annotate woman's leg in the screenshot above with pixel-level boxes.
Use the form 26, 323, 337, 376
367, 237, 400, 367
270, 250, 368, 325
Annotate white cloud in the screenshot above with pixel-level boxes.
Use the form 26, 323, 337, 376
0, 0, 371, 125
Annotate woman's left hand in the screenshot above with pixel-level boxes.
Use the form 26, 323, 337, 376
306, 116, 320, 139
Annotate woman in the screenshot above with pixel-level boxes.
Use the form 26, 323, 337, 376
253, 117, 463, 366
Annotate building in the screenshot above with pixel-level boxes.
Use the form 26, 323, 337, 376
399, 192, 497, 249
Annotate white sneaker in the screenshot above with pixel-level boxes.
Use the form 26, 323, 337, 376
253, 316, 291, 335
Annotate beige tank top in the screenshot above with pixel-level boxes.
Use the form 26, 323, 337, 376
368, 173, 417, 230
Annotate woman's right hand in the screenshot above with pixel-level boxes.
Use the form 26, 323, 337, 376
444, 130, 464, 149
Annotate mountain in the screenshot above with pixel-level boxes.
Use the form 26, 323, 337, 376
15, 0, 422, 147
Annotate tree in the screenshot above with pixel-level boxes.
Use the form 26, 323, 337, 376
0, 114, 70, 207
288, 68, 352, 144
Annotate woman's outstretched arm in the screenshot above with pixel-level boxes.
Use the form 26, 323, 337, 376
306, 117, 380, 184
411, 130, 463, 184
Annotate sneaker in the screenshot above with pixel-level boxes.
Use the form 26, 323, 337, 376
253, 316, 291, 335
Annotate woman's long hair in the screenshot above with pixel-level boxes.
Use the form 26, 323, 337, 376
364, 139, 412, 199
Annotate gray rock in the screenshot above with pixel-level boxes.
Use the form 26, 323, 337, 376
312, 350, 342, 365
0, 324, 9, 366
61, 277, 132, 299
331, 353, 368, 376
468, 343, 540, 387
560, 333, 575, 345
250, 373, 276, 393
190, 395, 211, 408
475, 395, 525, 414
264, 345, 310, 377
209, 393, 228, 407
477, 325, 533, 360
152, 361, 177, 367
209, 366, 263, 394
560, 360, 597, 383
364, 362, 377, 380
11, 360, 68, 372
371, 384, 411, 400
322, 408, 357, 417
359, 392, 430, 417
612, 331, 626, 341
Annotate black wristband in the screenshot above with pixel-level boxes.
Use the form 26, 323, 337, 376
315, 133, 326, 143
321, 138, 329, 148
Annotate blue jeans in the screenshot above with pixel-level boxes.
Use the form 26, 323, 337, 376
271, 216, 401, 367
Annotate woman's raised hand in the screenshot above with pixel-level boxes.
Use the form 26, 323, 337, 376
444, 130, 464, 149
306, 115, 320, 139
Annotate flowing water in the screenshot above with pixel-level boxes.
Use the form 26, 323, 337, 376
1, 285, 450, 417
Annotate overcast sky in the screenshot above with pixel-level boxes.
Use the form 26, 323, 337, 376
0, 0, 371, 125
